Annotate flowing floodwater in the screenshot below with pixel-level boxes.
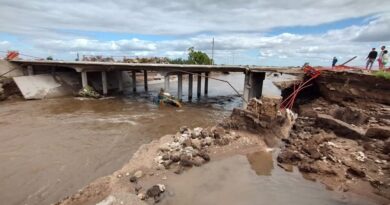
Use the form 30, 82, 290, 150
0, 72, 347, 205
161, 152, 377, 205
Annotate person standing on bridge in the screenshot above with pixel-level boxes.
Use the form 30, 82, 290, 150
378, 46, 386, 70
332, 57, 338, 69
365, 48, 377, 70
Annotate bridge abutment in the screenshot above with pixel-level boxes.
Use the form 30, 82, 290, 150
243, 71, 266, 108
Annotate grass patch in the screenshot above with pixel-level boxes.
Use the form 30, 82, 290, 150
373, 70, 390, 80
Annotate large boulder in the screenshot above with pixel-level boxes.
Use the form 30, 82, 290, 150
316, 114, 365, 139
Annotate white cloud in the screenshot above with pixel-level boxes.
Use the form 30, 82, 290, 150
0, 0, 390, 36
1, 1, 390, 66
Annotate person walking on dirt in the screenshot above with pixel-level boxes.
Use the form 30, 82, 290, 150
366, 48, 378, 70
332, 57, 338, 69
378, 46, 386, 70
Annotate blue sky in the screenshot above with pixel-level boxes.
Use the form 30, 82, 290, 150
0, 0, 389, 67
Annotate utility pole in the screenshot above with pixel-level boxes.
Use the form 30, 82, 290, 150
211, 37, 214, 65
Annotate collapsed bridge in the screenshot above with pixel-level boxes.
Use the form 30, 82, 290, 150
4, 59, 303, 107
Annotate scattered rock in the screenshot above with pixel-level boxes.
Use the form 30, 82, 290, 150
298, 163, 318, 173
182, 138, 192, 147
365, 126, 390, 140
198, 151, 210, 162
162, 154, 170, 161
161, 160, 173, 169
174, 166, 184, 174
192, 127, 203, 138
277, 150, 302, 164
191, 138, 202, 150
302, 144, 321, 160
146, 184, 166, 201
352, 151, 366, 162
129, 176, 137, 183
179, 126, 189, 134
137, 193, 147, 200
192, 156, 205, 167
204, 137, 213, 146
212, 127, 225, 139
347, 166, 366, 178
180, 155, 193, 167
133, 170, 143, 179
170, 153, 181, 162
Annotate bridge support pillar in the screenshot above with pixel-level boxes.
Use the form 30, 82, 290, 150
197, 73, 202, 99
132, 70, 137, 93
243, 71, 266, 108
177, 73, 182, 100
164, 75, 170, 91
101, 71, 108, 95
81, 71, 88, 88
27, 65, 34, 76
144, 70, 148, 92
204, 72, 209, 96
117, 71, 123, 93
188, 74, 193, 101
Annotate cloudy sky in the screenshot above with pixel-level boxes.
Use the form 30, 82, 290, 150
0, 0, 389, 66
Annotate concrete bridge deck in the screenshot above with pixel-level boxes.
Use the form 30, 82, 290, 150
10, 59, 302, 74
7, 59, 303, 107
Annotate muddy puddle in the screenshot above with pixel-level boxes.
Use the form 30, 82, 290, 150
0, 73, 296, 205
160, 152, 377, 205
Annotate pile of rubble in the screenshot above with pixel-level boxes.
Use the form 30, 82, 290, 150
154, 126, 240, 174
277, 98, 390, 200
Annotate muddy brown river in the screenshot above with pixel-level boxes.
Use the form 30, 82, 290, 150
1, 73, 371, 205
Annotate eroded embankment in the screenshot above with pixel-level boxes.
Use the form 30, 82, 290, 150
277, 70, 390, 203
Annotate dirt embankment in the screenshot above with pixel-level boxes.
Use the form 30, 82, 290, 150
0, 77, 22, 101
277, 71, 390, 204
54, 97, 294, 205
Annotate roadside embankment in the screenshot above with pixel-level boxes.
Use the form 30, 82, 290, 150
277, 70, 390, 203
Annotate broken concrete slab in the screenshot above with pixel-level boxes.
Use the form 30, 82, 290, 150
13, 74, 76, 99
365, 126, 390, 140
316, 114, 365, 139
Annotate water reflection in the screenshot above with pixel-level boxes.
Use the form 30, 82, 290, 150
246, 151, 274, 176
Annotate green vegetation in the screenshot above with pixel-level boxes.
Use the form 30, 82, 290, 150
373, 70, 390, 80
169, 47, 212, 65
46, 56, 53, 60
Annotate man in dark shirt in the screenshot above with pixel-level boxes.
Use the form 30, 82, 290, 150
366, 48, 378, 70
